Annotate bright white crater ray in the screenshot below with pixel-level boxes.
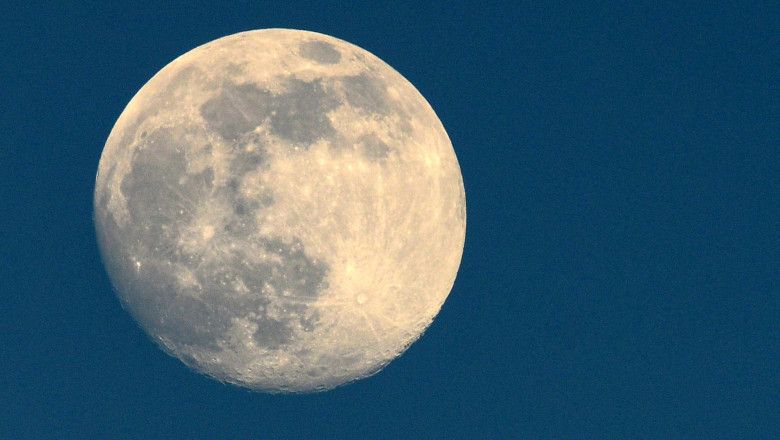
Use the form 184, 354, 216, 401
94, 29, 466, 393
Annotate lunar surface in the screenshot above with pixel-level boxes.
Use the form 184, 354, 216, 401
94, 29, 465, 393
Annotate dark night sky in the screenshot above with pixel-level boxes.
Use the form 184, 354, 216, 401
2, 2, 778, 439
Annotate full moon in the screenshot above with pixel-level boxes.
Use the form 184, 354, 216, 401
94, 29, 465, 393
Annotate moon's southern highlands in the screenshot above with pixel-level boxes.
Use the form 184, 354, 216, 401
94, 29, 466, 393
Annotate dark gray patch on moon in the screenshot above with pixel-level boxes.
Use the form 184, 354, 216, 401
120, 128, 215, 244
250, 238, 328, 348
299, 41, 341, 65
357, 133, 390, 160
110, 124, 330, 356
271, 78, 340, 145
230, 134, 267, 175
341, 74, 389, 114
199, 73, 409, 165
337, 73, 415, 139
200, 83, 272, 142
200, 78, 341, 147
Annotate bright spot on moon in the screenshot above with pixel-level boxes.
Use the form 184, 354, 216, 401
94, 29, 466, 393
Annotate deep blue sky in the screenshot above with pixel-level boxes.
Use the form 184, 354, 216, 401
2, 2, 778, 439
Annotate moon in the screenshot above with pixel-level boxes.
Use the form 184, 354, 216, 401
94, 29, 465, 393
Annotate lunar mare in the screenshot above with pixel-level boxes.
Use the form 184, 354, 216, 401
94, 29, 465, 393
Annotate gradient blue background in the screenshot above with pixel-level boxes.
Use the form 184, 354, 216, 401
2, 2, 777, 438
